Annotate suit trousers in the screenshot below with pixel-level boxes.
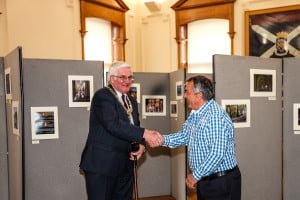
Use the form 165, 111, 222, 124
84, 170, 133, 200
197, 167, 241, 200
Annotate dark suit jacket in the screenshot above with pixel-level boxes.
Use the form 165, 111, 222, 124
79, 86, 144, 176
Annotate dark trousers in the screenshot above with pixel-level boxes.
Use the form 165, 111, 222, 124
197, 167, 241, 200
84, 171, 133, 200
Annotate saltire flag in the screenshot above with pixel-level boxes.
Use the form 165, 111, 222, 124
249, 9, 300, 58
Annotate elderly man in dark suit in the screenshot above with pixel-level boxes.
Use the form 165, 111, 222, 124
80, 61, 162, 200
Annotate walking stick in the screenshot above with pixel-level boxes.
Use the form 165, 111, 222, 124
130, 142, 140, 200
133, 155, 139, 200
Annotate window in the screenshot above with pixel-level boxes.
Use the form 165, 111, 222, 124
84, 18, 112, 64
188, 19, 231, 73
79, 0, 128, 61
172, 0, 235, 70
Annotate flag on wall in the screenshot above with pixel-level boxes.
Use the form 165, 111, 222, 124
249, 9, 300, 58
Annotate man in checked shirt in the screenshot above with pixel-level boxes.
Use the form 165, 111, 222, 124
157, 75, 241, 200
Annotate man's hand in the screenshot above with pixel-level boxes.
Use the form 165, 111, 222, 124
186, 173, 197, 189
143, 129, 164, 147
130, 144, 145, 160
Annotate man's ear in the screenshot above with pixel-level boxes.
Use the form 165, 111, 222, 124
196, 91, 203, 100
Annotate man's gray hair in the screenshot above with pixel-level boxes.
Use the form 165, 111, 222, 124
108, 61, 131, 82
187, 75, 214, 101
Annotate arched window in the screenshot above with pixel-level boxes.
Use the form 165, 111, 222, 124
84, 18, 112, 63
188, 19, 231, 73
172, 0, 236, 71
79, 0, 128, 62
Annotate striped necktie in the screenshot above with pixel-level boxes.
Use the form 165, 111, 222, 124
121, 94, 129, 109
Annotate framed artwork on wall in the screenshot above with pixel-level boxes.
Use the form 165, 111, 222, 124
293, 103, 300, 131
12, 101, 19, 135
250, 69, 276, 97
5, 67, 12, 100
245, 5, 300, 58
129, 83, 140, 103
221, 99, 251, 128
176, 81, 183, 100
68, 75, 94, 107
170, 101, 178, 117
31, 106, 59, 140
142, 95, 166, 116
103, 64, 109, 86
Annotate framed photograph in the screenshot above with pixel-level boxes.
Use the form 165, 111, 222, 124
170, 101, 178, 117
250, 69, 276, 97
245, 5, 300, 58
68, 75, 94, 107
293, 104, 300, 131
142, 95, 166, 116
12, 101, 19, 135
129, 83, 141, 103
31, 106, 59, 140
176, 81, 183, 100
5, 67, 12, 100
103, 64, 109, 86
222, 99, 251, 128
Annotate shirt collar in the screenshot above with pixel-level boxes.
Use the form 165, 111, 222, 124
110, 85, 124, 99
192, 99, 213, 114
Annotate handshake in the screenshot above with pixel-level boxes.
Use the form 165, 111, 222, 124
143, 129, 164, 148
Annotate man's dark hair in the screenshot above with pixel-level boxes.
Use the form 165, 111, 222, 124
187, 75, 214, 100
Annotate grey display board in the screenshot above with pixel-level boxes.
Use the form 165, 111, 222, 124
22, 59, 103, 200
133, 72, 171, 197
4, 47, 23, 200
0, 57, 9, 200
0, 55, 223, 200
213, 55, 282, 200
283, 57, 300, 200
169, 69, 186, 200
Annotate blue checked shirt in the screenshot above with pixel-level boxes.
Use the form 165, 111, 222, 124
163, 99, 237, 181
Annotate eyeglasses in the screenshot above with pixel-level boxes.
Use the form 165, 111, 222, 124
112, 75, 135, 82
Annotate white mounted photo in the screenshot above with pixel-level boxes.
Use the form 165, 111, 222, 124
170, 101, 178, 117
31, 106, 59, 140
293, 104, 300, 131
176, 81, 183, 100
142, 95, 166, 116
250, 69, 276, 97
5, 67, 12, 100
12, 101, 19, 136
103, 64, 109, 86
68, 75, 94, 107
222, 99, 251, 128
129, 83, 141, 103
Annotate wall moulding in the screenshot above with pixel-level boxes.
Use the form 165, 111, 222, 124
172, 0, 235, 10
142, 13, 170, 24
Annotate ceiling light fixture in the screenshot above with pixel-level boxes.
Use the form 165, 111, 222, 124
144, 0, 161, 12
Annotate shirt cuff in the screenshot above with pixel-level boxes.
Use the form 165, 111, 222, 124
162, 135, 169, 146
192, 171, 201, 181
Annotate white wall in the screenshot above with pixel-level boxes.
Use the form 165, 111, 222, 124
125, 0, 177, 72
0, 0, 8, 56
3, 0, 81, 60
0, 0, 299, 69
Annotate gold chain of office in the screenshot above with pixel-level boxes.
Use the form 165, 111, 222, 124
107, 86, 133, 119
